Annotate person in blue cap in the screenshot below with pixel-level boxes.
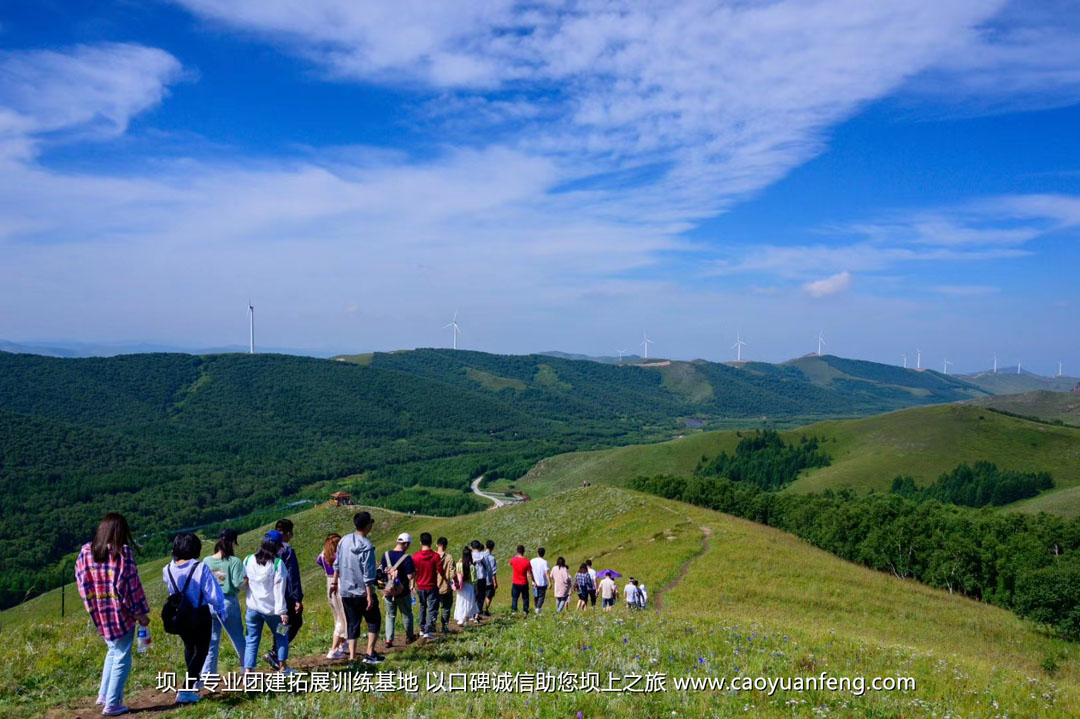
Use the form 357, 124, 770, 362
243, 531, 290, 673
266, 519, 303, 669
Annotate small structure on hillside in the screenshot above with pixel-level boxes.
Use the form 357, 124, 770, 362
1072, 382, 1080, 393
329, 491, 353, 506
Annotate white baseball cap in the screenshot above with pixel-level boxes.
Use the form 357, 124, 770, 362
397, 532, 412, 543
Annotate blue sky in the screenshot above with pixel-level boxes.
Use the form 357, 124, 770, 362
1, 1, 1078, 373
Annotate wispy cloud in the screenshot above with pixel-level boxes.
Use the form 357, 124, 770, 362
803, 271, 853, 298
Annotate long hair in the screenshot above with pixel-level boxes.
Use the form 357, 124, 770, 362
322, 533, 342, 567
556, 556, 566, 568
91, 513, 138, 563
460, 546, 474, 579
256, 538, 280, 566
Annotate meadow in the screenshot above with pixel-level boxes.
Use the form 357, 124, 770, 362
3, 486, 1076, 718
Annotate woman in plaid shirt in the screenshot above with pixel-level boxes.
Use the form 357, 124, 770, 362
75, 513, 151, 717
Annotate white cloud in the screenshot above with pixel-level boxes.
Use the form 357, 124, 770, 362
0, 43, 183, 157
803, 271, 853, 298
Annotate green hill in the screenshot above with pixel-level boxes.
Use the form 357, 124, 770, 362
966, 390, 1080, 425
3, 486, 1077, 718
505, 404, 1080, 516
962, 371, 1078, 395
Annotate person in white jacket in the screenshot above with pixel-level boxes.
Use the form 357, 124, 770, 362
243, 533, 290, 672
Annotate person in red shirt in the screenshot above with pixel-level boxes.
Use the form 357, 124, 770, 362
411, 533, 444, 639
508, 545, 534, 613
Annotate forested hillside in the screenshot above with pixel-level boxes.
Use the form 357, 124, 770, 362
0, 348, 1024, 609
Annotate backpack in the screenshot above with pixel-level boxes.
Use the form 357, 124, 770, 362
162, 561, 203, 635
381, 552, 409, 599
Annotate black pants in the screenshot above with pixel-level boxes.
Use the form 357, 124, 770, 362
511, 583, 530, 612
473, 579, 487, 613
179, 605, 212, 686
587, 589, 597, 606
274, 600, 303, 654
437, 591, 453, 629
342, 594, 381, 641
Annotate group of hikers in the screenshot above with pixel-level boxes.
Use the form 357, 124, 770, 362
74, 511, 647, 716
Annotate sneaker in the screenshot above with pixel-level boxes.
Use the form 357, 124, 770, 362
101, 706, 129, 716
406, 634, 416, 643
331, 646, 348, 659
95, 696, 107, 706
175, 691, 200, 704
264, 650, 281, 670
420, 632, 435, 640
383, 639, 394, 648
362, 653, 384, 664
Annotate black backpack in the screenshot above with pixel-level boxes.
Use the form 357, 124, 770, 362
162, 561, 203, 635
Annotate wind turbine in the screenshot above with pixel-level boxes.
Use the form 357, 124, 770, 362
992, 353, 998, 374
816, 331, 826, 357
443, 311, 461, 350
732, 332, 747, 362
617, 348, 627, 362
916, 348, 921, 370
248, 299, 254, 354
943, 358, 952, 375
1017, 360, 1022, 375
640, 331, 654, 360
902, 354, 907, 369
1058, 362, 1064, 378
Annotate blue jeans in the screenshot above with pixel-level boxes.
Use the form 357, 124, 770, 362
416, 588, 439, 634
244, 609, 288, 670
534, 585, 548, 612
384, 593, 414, 642
99, 628, 134, 707
202, 595, 246, 677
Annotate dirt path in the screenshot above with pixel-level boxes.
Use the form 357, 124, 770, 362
653, 525, 712, 611
49, 613, 504, 718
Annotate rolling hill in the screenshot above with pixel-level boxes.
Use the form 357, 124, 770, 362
966, 389, 1080, 425
962, 370, 1078, 395
0, 347, 1055, 611
502, 404, 1080, 515
2, 486, 1076, 718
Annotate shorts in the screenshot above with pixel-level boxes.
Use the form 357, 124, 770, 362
485, 581, 497, 601
341, 594, 381, 640
602, 597, 614, 608
577, 592, 589, 602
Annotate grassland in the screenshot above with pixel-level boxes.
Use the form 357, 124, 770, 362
966, 390, 1080, 425
505, 404, 1080, 515
3, 486, 1077, 718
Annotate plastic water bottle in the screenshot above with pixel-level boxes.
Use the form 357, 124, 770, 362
137, 625, 151, 653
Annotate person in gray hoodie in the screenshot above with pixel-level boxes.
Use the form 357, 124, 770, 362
331, 511, 383, 664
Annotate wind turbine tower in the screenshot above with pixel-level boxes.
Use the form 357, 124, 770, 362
732, 332, 747, 362
817, 331, 826, 357
943, 358, 952, 375
443, 311, 461, 350
617, 348, 626, 362
1059, 362, 1064, 377
902, 354, 907, 369
1017, 360, 1022, 375
640, 331, 654, 360
248, 300, 254, 354
916, 349, 921, 370
992, 353, 997, 374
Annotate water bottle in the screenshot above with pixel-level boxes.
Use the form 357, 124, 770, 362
137, 624, 151, 653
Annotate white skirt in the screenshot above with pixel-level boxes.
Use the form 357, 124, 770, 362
454, 583, 478, 624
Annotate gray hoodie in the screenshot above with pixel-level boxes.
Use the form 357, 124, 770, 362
334, 532, 376, 598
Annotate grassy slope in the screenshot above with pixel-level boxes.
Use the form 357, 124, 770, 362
3, 486, 1077, 718
966, 390, 1080, 425
964, 372, 1078, 395
506, 404, 1080, 515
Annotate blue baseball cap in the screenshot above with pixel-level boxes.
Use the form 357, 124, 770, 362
264, 529, 284, 543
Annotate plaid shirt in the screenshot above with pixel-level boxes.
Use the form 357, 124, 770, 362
75, 543, 150, 641
574, 572, 595, 595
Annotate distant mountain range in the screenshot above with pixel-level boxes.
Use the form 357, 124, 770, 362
0, 339, 342, 358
